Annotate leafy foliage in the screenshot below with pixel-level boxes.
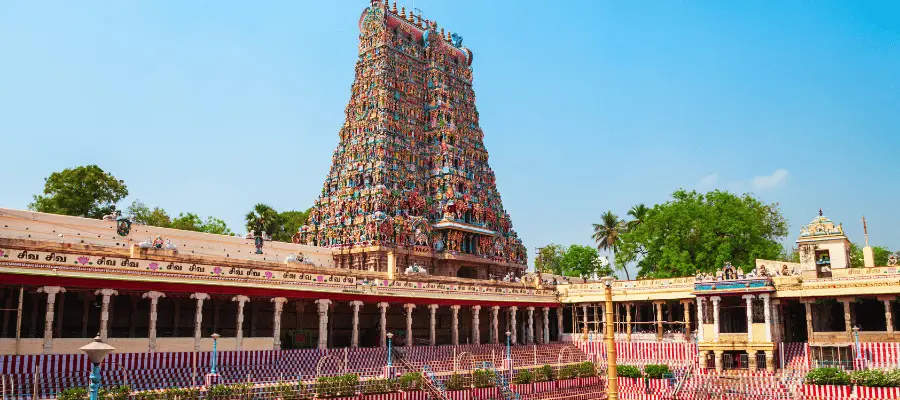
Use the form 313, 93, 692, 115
273, 382, 310, 400
535, 244, 565, 275
274, 209, 311, 242
535, 365, 555, 382
805, 367, 851, 386
445, 373, 466, 390
315, 374, 359, 397
57, 387, 88, 400
397, 372, 423, 391
127, 200, 171, 227
473, 369, 497, 388
616, 365, 643, 379
560, 244, 612, 279
30, 165, 128, 219
126, 200, 232, 235
577, 361, 598, 377
558, 365, 579, 380
850, 369, 900, 387
245, 203, 282, 236
513, 369, 534, 384
643, 364, 672, 379
850, 243, 896, 267
618, 190, 788, 278
361, 378, 398, 394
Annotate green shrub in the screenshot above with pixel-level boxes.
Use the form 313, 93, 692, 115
577, 362, 598, 378
445, 374, 466, 391
805, 367, 851, 386
362, 378, 397, 394
513, 369, 534, 384
885, 370, 900, 387
207, 384, 233, 400
851, 369, 892, 387
558, 365, 578, 380
316, 374, 359, 398
58, 387, 88, 400
616, 365, 643, 379
134, 392, 159, 400
274, 382, 309, 400
643, 364, 672, 379
473, 369, 496, 388
534, 365, 554, 382
398, 372, 423, 391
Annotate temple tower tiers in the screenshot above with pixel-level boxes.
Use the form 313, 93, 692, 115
296, 1, 526, 277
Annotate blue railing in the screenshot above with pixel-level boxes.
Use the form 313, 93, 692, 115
422, 364, 446, 393
480, 362, 519, 400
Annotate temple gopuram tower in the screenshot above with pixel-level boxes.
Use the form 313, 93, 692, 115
295, 1, 526, 279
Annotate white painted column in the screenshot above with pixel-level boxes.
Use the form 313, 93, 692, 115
761, 294, 772, 342
581, 304, 588, 335
428, 304, 438, 346
491, 306, 500, 344
350, 301, 363, 348
471, 305, 481, 344
404, 303, 416, 347
742, 295, 754, 342
232, 295, 250, 350
542, 307, 550, 344
95, 289, 118, 341
696, 298, 705, 341
885, 299, 895, 334
190, 293, 209, 351
315, 299, 331, 350
556, 307, 564, 342
710, 296, 721, 342
378, 302, 389, 347
37, 286, 64, 353
510, 306, 518, 345
526, 307, 535, 344
143, 291, 165, 352
271, 297, 287, 350
451, 305, 460, 345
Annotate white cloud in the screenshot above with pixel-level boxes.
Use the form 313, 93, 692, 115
751, 169, 789, 190
696, 174, 720, 191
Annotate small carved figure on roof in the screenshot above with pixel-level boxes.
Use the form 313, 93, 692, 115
152, 236, 164, 249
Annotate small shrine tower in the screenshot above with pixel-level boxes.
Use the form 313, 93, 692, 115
796, 209, 851, 276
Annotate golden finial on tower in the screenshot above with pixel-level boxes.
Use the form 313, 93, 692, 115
416, 15, 423, 28
407, 11, 414, 23
391, 1, 398, 13
446, 30, 452, 41
400, 6, 406, 18
440, 28, 445, 39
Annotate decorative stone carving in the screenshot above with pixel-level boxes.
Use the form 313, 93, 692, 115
94, 289, 118, 341
271, 297, 288, 350
37, 286, 64, 353
143, 291, 165, 352
232, 295, 250, 350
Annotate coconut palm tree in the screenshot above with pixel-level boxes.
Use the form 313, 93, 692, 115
245, 203, 281, 237
626, 203, 650, 232
592, 210, 629, 280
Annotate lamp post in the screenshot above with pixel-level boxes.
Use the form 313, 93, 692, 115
387, 332, 394, 367
210, 333, 220, 375
852, 326, 861, 360
80, 335, 115, 400
600, 276, 618, 400
505, 331, 511, 360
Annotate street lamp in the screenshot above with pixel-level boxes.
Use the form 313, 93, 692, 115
505, 331, 512, 360
210, 333, 221, 375
80, 335, 115, 400
852, 326, 861, 360
600, 276, 618, 400
386, 332, 394, 367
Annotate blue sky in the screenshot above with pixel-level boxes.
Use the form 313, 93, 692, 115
1, 1, 898, 276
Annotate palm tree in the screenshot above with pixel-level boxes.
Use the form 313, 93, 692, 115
245, 203, 282, 237
626, 203, 650, 231
592, 210, 630, 280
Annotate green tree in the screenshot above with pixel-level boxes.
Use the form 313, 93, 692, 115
534, 244, 565, 275
273, 209, 311, 242
126, 200, 171, 227
170, 213, 233, 235
592, 211, 628, 279
618, 190, 788, 278
245, 204, 282, 237
200, 217, 233, 235
29, 165, 128, 219
850, 243, 895, 267
560, 245, 612, 280
626, 203, 650, 231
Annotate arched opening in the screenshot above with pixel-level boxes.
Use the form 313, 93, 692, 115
456, 266, 475, 279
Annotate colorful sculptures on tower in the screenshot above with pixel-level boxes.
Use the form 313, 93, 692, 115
296, 1, 526, 266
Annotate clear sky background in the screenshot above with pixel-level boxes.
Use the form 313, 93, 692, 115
1, 1, 898, 277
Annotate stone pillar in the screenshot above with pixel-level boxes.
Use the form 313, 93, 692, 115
143, 291, 165, 352
696, 298, 704, 342
883, 298, 895, 333
271, 297, 287, 350
54, 292, 66, 339
682, 300, 692, 342
592, 304, 600, 335
350, 301, 363, 348
742, 295, 754, 342
128, 295, 139, 338
710, 296, 721, 342
95, 289, 118, 341
542, 307, 550, 344
451, 305, 460, 345
654, 301, 664, 341
556, 307, 564, 342
626, 302, 633, 341
510, 306, 518, 345
37, 286, 64, 353
404, 303, 416, 347
765, 350, 775, 372
804, 301, 814, 339
428, 304, 438, 346
471, 305, 481, 344
581, 304, 588, 335
714, 350, 724, 372
80, 295, 90, 338
232, 295, 250, 350
748, 350, 758, 371
840, 298, 853, 336
378, 302, 389, 347
761, 294, 772, 342
491, 306, 500, 344
315, 299, 331, 350
525, 307, 534, 344
190, 293, 209, 351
